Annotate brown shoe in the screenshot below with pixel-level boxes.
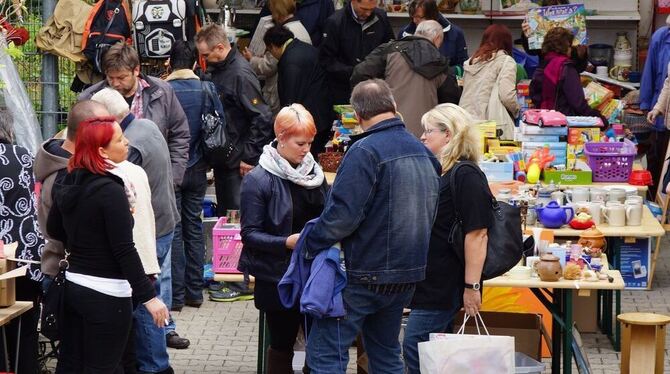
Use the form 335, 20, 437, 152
166, 331, 190, 349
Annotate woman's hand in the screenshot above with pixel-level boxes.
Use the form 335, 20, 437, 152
521, 19, 531, 38
242, 47, 253, 61
286, 234, 300, 249
463, 289, 481, 317
648, 109, 662, 124
144, 297, 169, 328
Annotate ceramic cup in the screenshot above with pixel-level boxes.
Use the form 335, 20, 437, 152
575, 201, 602, 225
603, 204, 626, 226
590, 188, 608, 204
625, 203, 642, 226
608, 188, 627, 204
596, 65, 608, 78
526, 256, 541, 278
567, 187, 589, 203
551, 191, 566, 205
624, 195, 644, 206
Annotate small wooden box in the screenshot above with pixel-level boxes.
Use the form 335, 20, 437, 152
0, 258, 16, 307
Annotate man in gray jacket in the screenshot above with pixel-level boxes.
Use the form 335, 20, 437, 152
79, 43, 190, 186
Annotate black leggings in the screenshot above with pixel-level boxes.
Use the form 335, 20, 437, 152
56, 281, 133, 374
265, 309, 310, 353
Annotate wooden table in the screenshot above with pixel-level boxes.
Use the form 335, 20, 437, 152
0, 301, 33, 373
485, 271, 625, 374
540, 206, 664, 238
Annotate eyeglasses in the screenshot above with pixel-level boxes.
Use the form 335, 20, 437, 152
423, 128, 446, 135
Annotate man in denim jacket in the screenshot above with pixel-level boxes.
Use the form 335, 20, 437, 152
302, 79, 441, 373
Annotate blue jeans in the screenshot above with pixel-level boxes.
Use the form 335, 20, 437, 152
306, 284, 414, 374
156, 232, 176, 333
172, 161, 208, 306
402, 307, 460, 374
134, 280, 170, 373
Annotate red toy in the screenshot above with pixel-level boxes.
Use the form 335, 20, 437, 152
522, 109, 568, 127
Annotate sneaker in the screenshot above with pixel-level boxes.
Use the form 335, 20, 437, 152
207, 282, 226, 293
209, 287, 254, 302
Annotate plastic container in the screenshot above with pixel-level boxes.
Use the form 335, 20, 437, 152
515, 352, 545, 373
588, 44, 613, 67
212, 217, 243, 274
584, 140, 637, 182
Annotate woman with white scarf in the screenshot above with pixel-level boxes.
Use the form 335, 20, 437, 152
238, 104, 328, 373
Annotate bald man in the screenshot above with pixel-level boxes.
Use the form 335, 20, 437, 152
35, 100, 110, 277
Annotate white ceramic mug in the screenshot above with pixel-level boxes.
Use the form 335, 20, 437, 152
603, 204, 626, 227
551, 191, 566, 205
608, 188, 627, 204
566, 187, 589, 203
625, 203, 642, 226
575, 201, 602, 225
526, 256, 541, 278
590, 188, 608, 204
625, 195, 644, 206
596, 66, 608, 78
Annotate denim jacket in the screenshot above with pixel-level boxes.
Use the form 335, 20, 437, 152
303, 117, 441, 284
167, 71, 225, 168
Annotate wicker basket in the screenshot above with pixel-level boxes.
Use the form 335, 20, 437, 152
318, 152, 344, 173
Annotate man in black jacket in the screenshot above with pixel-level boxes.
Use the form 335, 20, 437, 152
319, 0, 394, 105
196, 24, 273, 214
264, 25, 333, 156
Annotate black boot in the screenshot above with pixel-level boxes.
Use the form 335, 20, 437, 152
266, 347, 294, 374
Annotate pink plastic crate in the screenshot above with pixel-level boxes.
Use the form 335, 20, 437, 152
212, 217, 243, 274
584, 140, 637, 182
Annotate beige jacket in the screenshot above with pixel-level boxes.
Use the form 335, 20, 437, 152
248, 16, 312, 114
653, 75, 670, 129
459, 51, 519, 122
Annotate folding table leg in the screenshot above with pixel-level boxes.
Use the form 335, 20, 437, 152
2, 326, 8, 373
552, 290, 561, 374
562, 290, 573, 374
15, 316, 21, 374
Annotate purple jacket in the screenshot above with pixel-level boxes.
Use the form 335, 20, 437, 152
277, 219, 346, 319
530, 59, 607, 124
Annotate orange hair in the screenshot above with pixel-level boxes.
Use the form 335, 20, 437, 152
274, 104, 317, 140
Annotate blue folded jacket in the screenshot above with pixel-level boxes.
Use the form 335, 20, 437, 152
277, 219, 346, 319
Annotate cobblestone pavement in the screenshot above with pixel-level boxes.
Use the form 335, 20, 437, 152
168, 235, 670, 374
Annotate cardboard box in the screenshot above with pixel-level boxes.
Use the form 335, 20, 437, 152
567, 128, 601, 169
573, 290, 598, 333
0, 242, 20, 307
478, 121, 498, 138
452, 311, 543, 360
543, 161, 593, 185
520, 121, 568, 136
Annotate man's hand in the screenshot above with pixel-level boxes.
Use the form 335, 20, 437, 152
240, 161, 254, 177
242, 47, 253, 61
647, 109, 662, 124
463, 288, 481, 317
521, 19, 531, 38
286, 234, 300, 249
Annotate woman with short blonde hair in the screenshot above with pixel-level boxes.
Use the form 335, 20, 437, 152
403, 104, 491, 374
238, 104, 328, 372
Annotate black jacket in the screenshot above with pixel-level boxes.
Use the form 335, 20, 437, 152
47, 169, 156, 303
206, 48, 274, 169
318, 2, 394, 104
238, 166, 329, 282
278, 39, 333, 154
351, 36, 461, 104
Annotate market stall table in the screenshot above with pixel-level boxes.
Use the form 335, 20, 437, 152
0, 301, 33, 373
485, 271, 625, 374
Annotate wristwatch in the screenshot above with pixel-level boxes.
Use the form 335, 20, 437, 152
464, 282, 481, 291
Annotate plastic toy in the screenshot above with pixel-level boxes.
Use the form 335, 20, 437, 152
522, 109, 568, 127
566, 116, 604, 128
525, 145, 556, 183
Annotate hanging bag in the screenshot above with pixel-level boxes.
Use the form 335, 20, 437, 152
39, 250, 69, 341
447, 161, 523, 280
81, 0, 132, 74
486, 57, 516, 140
200, 82, 231, 158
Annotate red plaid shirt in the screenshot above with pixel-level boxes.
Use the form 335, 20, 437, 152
130, 77, 151, 119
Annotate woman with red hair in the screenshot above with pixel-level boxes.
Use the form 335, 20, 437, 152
238, 104, 328, 372
47, 117, 169, 373
459, 24, 520, 139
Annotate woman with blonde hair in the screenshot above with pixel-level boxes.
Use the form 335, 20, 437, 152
242, 0, 312, 115
238, 104, 328, 373
403, 104, 492, 374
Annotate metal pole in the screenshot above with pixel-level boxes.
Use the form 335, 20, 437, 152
40, 0, 59, 139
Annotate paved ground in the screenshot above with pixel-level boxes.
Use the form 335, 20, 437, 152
164, 235, 670, 374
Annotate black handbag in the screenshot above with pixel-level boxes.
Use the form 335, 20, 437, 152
39, 251, 69, 341
200, 82, 232, 158
447, 161, 524, 280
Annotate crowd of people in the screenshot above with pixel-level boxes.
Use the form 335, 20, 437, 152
1, 0, 670, 372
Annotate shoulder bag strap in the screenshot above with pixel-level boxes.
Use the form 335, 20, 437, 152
449, 161, 498, 218
100, 3, 120, 43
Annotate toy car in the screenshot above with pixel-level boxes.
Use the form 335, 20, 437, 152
522, 109, 568, 127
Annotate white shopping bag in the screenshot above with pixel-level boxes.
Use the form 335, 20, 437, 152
418, 313, 515, 374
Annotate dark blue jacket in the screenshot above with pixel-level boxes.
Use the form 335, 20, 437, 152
302, 117, 441, 284
258, 0, 334, 46
640, 26, 670, 131
238, 166, 329, 282
278, 219, 346, 318
398, 14, 468, 68
168, 75, 225, 167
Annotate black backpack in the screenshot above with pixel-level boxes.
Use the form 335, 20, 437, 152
82, 0, 132, 74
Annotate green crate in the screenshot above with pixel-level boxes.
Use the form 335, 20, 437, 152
543, 162, 592, 185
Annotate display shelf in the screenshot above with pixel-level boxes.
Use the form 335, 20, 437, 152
581, 72, 640, 91
204, 8, 640, 21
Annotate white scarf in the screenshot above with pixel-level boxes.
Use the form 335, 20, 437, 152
258, 143, 324, 188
